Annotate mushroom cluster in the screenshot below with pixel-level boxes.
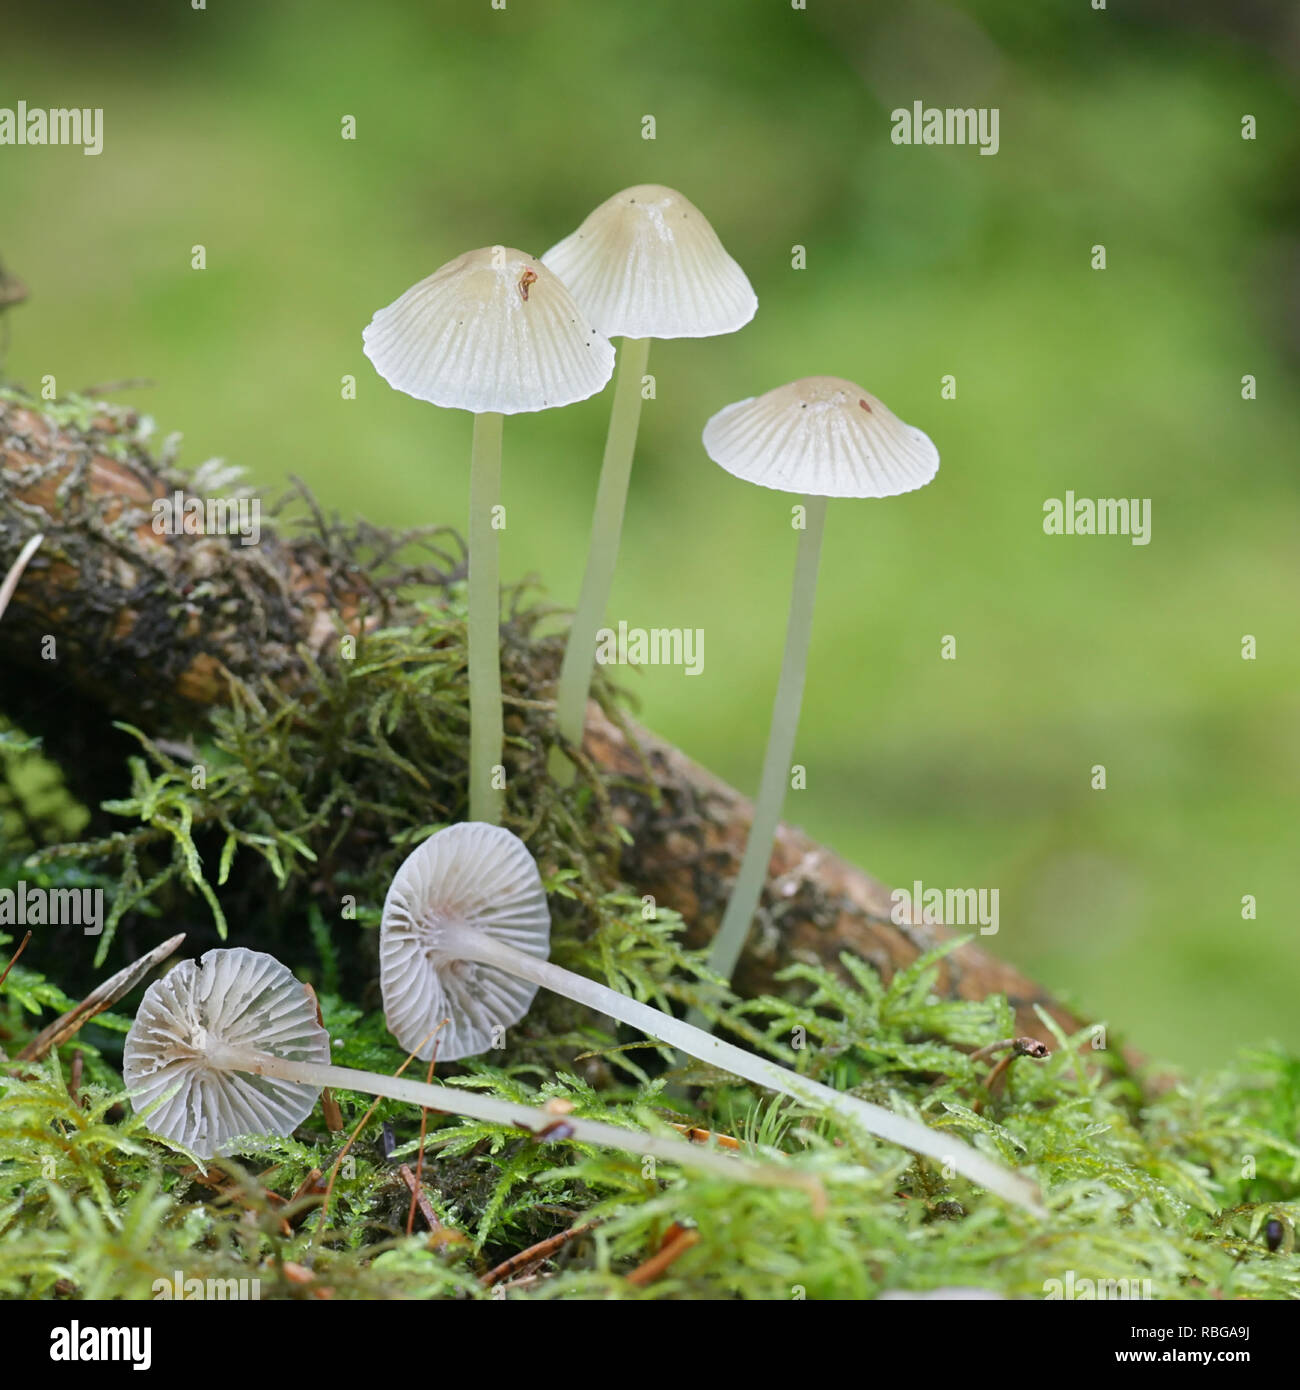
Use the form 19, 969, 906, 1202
117, 182, 1043, 1225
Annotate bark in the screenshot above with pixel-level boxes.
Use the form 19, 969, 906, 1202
0, 394, 1086, 1047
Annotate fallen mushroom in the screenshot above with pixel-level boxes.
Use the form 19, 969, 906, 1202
698, 376, 939, 992
540, 186, 756, 778
122, 945, 812, 1198
362, 247, 615, 823
379, 822, 1042, 1215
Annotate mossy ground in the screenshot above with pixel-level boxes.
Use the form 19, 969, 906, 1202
2, 398, 1299, 1299
5, 931, 1300, 1299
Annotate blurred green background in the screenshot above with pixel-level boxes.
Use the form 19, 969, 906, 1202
3, 0, 1297, 1067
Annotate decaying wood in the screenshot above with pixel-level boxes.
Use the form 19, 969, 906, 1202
0, 395, 1088, 1048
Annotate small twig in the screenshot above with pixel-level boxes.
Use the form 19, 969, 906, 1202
285, 1167, 327, 1225
657, 1220, 693, 1252
500, 693, 557, 711
973, 1036, 1051, 1113
183, 1163, 294, 1236
302, 984, 343, 1132
16, 932, 186, 1063
406, 1045, 440, 1237
969, 1036, 1049, 1065
314, 1102, 386, 1237
0, 532, 43, 624
626, 1227, 700, 1287
313, 1021, 448, 1239
397, 1163, 443, 1235
670, 1122, 741, 1152
480, 1219, 600, 1288
67, 1049, 84, 1104
0, 931, 32, 991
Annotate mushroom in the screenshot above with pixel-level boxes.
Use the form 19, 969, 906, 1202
698, 376, 939, 993
379, 823, 1042, 1214
540, 186, 757, 777
362, 247, 615, 823
123, 944, 810, 1195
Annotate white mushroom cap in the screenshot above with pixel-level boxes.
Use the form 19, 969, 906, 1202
123, 947, 329, 1157
362, 247, 615, 414
541, 184, 757, 340
380, 822, 551, 1062
702, 376, 940, 499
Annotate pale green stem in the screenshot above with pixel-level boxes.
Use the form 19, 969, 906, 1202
468, 412, 504, 824
444, 926, 1045, 1215
550, 336, 652, 783
705, 495, 828, 988
217, 1043, 813, 1197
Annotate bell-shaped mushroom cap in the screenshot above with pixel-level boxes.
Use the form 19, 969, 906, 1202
123, 947, 329, 1158
362, 247, 615, 415
541, 184, 757, 340
702, 376, 940, 500
380, 822, 551, 1062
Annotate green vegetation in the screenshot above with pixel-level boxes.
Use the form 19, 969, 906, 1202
4, 921, 1300, 1298
3, 1, 1295, 1064
1, 0, 1297, 1300
2, 468, 1298, 1294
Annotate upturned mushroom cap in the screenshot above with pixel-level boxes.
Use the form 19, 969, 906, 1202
703, 376, 940, 499
123, 947, 329, 1157
362, 247, 615, 414
380, 822, 551, 1061
541, 184, 757, 340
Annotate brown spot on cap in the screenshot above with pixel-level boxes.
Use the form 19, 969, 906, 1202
518, 268, 538, 302
859, 398, 872, 412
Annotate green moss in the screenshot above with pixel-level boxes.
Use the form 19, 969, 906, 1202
4, 933, 1300, 1298
2, 393, 1298, 1299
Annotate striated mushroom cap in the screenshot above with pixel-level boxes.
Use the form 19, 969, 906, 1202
702, 376, 939, 499
380, 822, 552, 1062
124, 946, 329, 1157
362, 246, 615, 414
542, 185, 757, 340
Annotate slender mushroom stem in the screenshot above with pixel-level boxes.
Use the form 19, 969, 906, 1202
440, 925, 1044, 1215
704, 494, 828, 988
468, 411, 505, 824
550, 336, 652, 783
0, 531, 43, 624
206, 1041, 813, 1198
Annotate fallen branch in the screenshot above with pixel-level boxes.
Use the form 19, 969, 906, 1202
0, 392, 1087, 1048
